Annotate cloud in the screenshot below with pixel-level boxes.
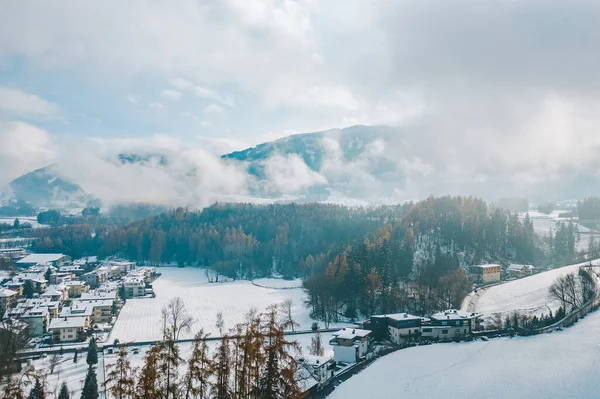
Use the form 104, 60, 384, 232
50, 135, 250, 207
203, 104, 224, 117
161, 89, 182, 101
0, 87, 60, 119
170, 78, 235, 107
0, 121, 57, 186
263, 153, 327, 194
148, 102, 165, 110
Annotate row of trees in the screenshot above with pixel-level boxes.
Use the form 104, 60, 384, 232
104, 299, 304, 399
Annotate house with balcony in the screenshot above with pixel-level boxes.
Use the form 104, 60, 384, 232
421, 309, 482, 340
59, 304, 93, 329
49, 316, 87, 343
65, 280, 89, 297
366, 313, 429, 344
0, 288, 18, 310
329, 328, 372, 363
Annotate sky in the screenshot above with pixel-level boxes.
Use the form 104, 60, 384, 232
1, 0, 600, 205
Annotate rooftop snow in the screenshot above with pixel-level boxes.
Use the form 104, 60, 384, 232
17, 253, 66, 264
49, 316, 87, 329
332, 328, 371, 340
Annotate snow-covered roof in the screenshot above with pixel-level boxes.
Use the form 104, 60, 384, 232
472, 264, 501, 269
508, 264, 534, 271
17, 253, 66, 264
80, 291, 117, 301
49, 316, 87, 329
60, 304, 93, 317
332, 328, 371, 340
376, 313, 423, 322
430, 309, 481, 321
0, 288, 17, 298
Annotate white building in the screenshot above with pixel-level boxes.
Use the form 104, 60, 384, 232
329, 328, 372, 363
507, 264, 534, 278
0, 288, 18, 309
49, 317, 87, 342
17, 253, 71, 268
422, 309, 482, 340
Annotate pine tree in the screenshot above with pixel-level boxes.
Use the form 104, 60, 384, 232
58, 382, 70, 399
136, 344, 160, 399
28, 377, 45, 399
23, 280, 35, 299
105, 347, 136, 399
86, 338, 98, 366
81, 366, 99, 399
183, 329, 213, 399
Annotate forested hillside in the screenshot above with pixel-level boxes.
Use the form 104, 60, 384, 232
304, 196, 541, 321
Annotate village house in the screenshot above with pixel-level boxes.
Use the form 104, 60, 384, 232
121, 278, 146, 299
82, 269, 108, 288
58, 264, 85, 276
49, 316, 87, 343
41, 284, 69, 303
3, 281, 23, 295
59, 303, 93, 329
366, 313, 429, 344
16, 253, 71, 268
18, 307, 50, 337
422, 309, 482, 340
80, 290, 117, 302
469, 264, 501, 284
65, 280, 89, 297
0, 247, 28, 261
300, 355, 336, 384
507, 263, 535, 278
0, 288, 18, 310
329, 328, 372, 363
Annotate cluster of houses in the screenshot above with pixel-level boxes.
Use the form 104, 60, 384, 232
469, 263, 535, 284
1, 253, 157, 345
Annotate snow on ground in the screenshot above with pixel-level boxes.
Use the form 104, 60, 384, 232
110, 267, 341, 342
252, 278, 303, 289
0, 216, 44, 229
475, 259, 600, 321
329, 310, 600, 399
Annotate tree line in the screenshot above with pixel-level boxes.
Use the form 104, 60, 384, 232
304, 196, 541, 321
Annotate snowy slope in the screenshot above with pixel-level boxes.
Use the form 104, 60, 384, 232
329, 310, 600, 399
110, 268, 344, 342
475, 260, 600, 319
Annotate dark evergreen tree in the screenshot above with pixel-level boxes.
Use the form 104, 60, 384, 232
86, 338, 98, 366
58, 382, 70, 399
81, 366, 99, 399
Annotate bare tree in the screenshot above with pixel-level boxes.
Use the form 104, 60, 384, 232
49, 353, 61, 375
549, 271, 592, 313
280, 299, 299, 332
161, 297, 195, 340
309, 329, 324, 356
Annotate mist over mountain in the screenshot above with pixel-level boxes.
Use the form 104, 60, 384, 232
4, 124, 600, 209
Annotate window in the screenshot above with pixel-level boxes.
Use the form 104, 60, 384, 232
422, 328, 432, 333
442, 329, 448, 334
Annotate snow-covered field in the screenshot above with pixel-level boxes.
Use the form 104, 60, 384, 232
329, 310, 600, 399
474, 260, 600, 321
110, 267, 338, 342
252, 278, 303, 289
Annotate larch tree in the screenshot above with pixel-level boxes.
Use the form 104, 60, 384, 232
156, 338, 182, 399
212, 312, 231, 399
183, 329, 213, 399
136, 344, 160, 399
105, 347, 136, 399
